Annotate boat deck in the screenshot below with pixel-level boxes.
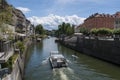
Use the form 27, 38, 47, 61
49, 51, 67, 68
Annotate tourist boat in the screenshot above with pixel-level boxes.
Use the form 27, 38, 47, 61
37, 38, 41, 42
49, 51, 67, 68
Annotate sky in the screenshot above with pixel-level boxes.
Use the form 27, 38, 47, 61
7, 0, 120, 30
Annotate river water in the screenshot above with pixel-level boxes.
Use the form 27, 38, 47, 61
24, 37, 120, 80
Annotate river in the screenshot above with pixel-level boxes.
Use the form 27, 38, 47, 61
24, 37, 120, 80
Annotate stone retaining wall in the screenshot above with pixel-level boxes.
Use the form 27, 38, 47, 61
3, 40, 32, 80
61, 36, 120, 65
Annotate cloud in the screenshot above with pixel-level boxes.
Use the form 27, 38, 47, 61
27, 14, 85, 30
16, 7, 31, 13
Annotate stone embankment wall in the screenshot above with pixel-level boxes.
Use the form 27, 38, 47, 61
16, 40, 32, 80
3, 40, 32, 80
60, 36, 120, 65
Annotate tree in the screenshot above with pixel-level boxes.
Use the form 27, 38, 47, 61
35, 24, 44, 35
79, 27, 89, 35
90, 28, 98, 36
113, 29, 120, 35
97, 28, 112, 36
90, 28, 113, 36
56, 22, 74, 37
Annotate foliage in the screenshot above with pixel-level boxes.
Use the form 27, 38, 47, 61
97, 28, 112, 35
16, 41, 25, 53
0, 4, 13, 24
2, 53, 18, 71
11, 53, 18, 63
2, 57, 12, 70
79, 27, 89, 35
90, 28, 112, 36
35, 24, 45, 35
90, 28, 98, 35
8, 36, 14, 41
0, 23, 14, 40
56, 22, 74, 37
113, 29, 120, 35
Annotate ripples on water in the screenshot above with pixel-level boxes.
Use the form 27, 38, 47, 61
39, 56, 81, 80
41, 58, 49, 65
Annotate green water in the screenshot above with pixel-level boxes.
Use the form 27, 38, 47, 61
24, 37, 120, 80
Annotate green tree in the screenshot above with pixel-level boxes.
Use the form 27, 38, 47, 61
113, 29, 120, 35
90, 28, 113, 36
16, 41, 25, 53
79, 27, 89, 35
56, 22, 74, 37
35, 24, 44, 35
90, 28, 98, 36
97, 28, 112, 36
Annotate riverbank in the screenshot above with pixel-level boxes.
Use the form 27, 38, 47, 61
58, 36, 120, 66
2, 39, 32, 80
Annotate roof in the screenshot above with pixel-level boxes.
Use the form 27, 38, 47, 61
50, 51, 59, 54
51, 54, 64, 59
50, 51, 65, 58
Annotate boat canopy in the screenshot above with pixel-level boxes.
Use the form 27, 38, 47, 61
51, 54, 64, 59
50, 51, 59, 54
50, 51, 64, 58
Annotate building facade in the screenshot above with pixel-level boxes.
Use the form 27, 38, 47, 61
78, 12, 120, 30
114, 12, 120, 29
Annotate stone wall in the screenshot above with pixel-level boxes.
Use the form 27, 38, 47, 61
62, 36, 120, 65
82, 39, 120, 65
3, 40, 32, 80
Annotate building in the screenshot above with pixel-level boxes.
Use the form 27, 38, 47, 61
26, 19, 34, 37
0, 23, 14, 63
77, 12, 120, 30
114, 12, 120, 29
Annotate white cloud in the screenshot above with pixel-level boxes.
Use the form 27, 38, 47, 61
27, 14, 85, 30
16, 7, 31, 13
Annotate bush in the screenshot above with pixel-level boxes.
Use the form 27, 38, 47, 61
90, 28, 113, 36
1, 53, 18, 71
16, 41, 25, 53
90, 28, 98, 36
97, 28, 112, 35
2, 57, 12, 70
113, 29, 120, 35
